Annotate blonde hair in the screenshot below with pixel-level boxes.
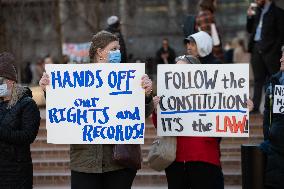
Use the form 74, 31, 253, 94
7, 84, 27, 109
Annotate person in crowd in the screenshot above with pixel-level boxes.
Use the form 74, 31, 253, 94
246, 0, 284, 113
184, 31, 221, 64
105, 16, 127, 63
0, 52, 41, 189
196, 0, 224, 62
261, 45, 284, 188
22, 61, 33, 84
44, 55, 54, 65
156, 38, 176, 64
31, 58, 45, 85
224, 41, 234, 63
152, 55, 224, 189
233, 38, 250, 63
39, 31, 154, 189
62, 54, 69, 64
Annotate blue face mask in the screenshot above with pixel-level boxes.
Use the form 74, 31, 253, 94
0, 84, 10, 97
108, 50, 121, 63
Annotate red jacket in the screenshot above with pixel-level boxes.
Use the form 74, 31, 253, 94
152, 112, 221, 167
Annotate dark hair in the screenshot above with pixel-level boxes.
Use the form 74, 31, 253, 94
199, 0, 215, 13
89, 31, 118, 62
238, 39, 247, 52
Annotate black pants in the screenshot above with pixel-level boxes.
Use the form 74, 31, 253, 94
71, 168, 137, 189
0, 162, 33, 189
165, 161, 224, 189
251, 44, 280, 111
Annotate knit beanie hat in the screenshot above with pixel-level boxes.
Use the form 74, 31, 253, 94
0, 52, 17, 82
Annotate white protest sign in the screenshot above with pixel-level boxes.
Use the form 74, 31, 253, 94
45, 63, 145, 144
157, 64, 249, 137
62, 42, 91, 63
273, 85, 284, 114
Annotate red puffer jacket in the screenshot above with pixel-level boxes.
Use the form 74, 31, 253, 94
152, 112, 221, 167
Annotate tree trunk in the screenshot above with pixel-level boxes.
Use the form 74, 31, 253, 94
54, 0, 63, 64
119, 0, 127, 38
0, 1, 7, 52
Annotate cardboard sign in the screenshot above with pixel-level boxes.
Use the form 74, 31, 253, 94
273, 85, 284, 114
62, 42, 91, 63
157, 64, 249, 137
45, 63, 145, 144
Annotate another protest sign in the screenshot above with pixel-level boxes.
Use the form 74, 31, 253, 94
157, 64, 249, 137
273, 85, 284, 114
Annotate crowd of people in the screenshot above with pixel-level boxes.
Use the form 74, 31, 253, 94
0, 0, 284, 188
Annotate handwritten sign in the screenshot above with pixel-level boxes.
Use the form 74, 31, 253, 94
62, 42, 91, 63
273, 85, 284, 114
45, 63, 145, 144
157, 64, 249, 137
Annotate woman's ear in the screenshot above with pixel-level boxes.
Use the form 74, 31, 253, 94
96, 48, 103, 58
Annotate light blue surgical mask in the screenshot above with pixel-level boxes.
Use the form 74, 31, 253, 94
108, 50, 121, 63
0, 84, 10, 97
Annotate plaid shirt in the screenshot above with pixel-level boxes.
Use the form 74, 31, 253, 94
196, 10, 224, 62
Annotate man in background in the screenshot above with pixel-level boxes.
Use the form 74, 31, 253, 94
246, 0, 284, 113
105, 16, 127, 63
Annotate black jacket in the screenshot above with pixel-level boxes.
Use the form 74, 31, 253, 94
263, 72, 284, 188
105, 27, 127, 63
263, 71, 284, 153
246, 2, 284, 54
199, 53, 222, 64
156, 46, 176, 64
0, 87, 40, 162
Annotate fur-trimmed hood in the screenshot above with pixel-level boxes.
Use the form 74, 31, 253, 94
7, 85, 32, 109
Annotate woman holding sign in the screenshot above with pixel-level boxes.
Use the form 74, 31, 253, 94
152, 55, 224, 189
261, 46, 284, 188
0, 52, 41, 188
39, 31, 154, 189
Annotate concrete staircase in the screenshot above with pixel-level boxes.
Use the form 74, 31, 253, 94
32, 113, 263, 188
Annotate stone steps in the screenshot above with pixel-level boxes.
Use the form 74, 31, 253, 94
32, 114, 264, 187
31, 144, 245, 160
33, 167, 242, 186
31, 155, 242, 172
31, 135, 263, 150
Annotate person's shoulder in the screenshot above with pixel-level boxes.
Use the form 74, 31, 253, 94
272, 3, 284, 14
271, 71, 282, 80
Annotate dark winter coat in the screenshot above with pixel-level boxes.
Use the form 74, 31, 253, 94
156, 46, 176, 65
199, 53, 222, 64
0, 86, 41, 188
246, 2, 284, 57
263, 71, 284, 188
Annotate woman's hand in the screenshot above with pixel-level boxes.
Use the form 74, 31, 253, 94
39, 72, 50, 91
153, 96, 160, 113
247, 99, 254, 112
141, 74, 152, 97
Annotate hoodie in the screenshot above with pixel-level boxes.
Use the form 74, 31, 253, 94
188, 31, 221, 64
